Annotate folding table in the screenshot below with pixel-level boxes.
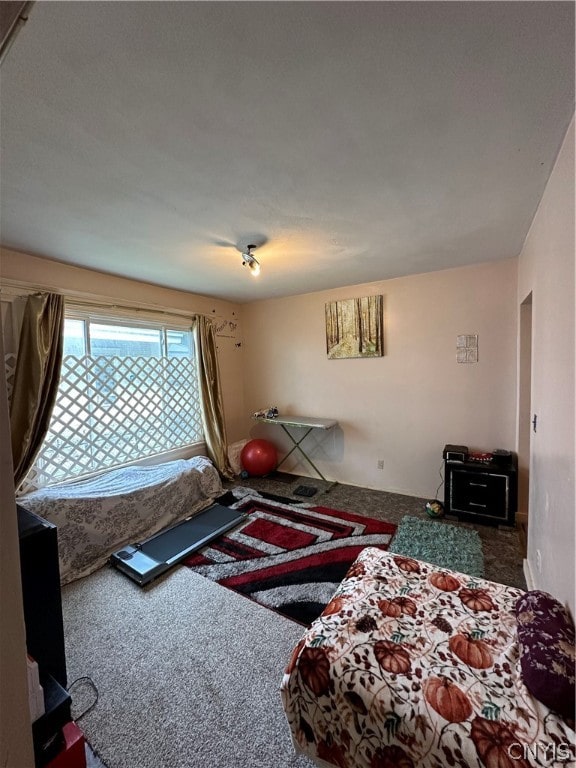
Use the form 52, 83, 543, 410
252, 414, 337, 489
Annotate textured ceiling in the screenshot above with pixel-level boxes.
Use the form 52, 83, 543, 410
1, 1, 574, 303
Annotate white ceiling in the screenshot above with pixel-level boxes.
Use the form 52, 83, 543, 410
1, 2, 574, 303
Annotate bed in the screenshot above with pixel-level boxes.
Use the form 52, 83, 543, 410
281, 547, 575, 768
17, 456, 223, 584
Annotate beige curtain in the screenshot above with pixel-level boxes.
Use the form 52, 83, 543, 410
191, 314, 234, 479
10, 293, 64, 488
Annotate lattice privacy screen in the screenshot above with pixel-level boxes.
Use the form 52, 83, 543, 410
19, 354, 203, 492
4, 353, 16, 406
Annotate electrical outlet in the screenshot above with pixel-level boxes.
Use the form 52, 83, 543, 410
377, 459, 384, 470
536, 549, 542, 574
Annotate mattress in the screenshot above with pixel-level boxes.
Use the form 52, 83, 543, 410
18, 456, 223, 584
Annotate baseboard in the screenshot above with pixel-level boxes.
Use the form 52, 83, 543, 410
523, 558, 535, 590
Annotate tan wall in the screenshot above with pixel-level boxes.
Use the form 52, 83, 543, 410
242, 259, 518, 498
0, 317, 34, 768
517, 116, 575, 616
0, 248, 247, 442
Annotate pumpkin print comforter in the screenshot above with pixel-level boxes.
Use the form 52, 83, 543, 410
280, 547, 575, 768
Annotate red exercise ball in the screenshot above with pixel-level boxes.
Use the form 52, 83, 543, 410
240, 439, 278, 477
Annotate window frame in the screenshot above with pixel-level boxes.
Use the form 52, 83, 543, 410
22, 308, 205, 492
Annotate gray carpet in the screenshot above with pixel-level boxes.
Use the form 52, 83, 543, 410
225, 476, 526, 590
63, 478, 526, 767
62, 566, 313, 768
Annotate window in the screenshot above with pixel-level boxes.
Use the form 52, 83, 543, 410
24, 314, 203, 491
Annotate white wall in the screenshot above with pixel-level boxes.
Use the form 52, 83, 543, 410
0, 248, 247, 443
517, 117, 575, 616
242, 259, 518, 498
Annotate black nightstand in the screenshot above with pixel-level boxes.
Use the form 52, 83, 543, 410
444, 455, 517, 527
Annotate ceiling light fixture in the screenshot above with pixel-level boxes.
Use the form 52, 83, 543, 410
241, 244, 261, 277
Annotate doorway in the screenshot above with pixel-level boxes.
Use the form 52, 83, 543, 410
517, 292, 532, 557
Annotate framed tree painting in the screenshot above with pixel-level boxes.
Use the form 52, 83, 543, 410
325, 295, 383, 359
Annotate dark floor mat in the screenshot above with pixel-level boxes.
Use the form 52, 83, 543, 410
293, 485, 318, 497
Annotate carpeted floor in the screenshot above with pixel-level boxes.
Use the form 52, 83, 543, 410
63, 476, 526, 768
224, 475, 526, 590
63, 566, 313, 768
185, 490, 396, 624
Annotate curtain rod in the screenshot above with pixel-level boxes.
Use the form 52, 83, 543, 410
0, 281, 229, 322
65, 297, 197, 321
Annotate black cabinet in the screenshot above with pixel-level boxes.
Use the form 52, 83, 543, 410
18, 504, 71, 765
444, 457, 517, 526
17, 504, 67, 686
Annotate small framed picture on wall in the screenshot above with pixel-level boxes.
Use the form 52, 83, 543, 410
325, 295, 383, 359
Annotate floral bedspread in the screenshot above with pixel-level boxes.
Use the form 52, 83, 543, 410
18, 456, 222, 584
281, 547, 575, 768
